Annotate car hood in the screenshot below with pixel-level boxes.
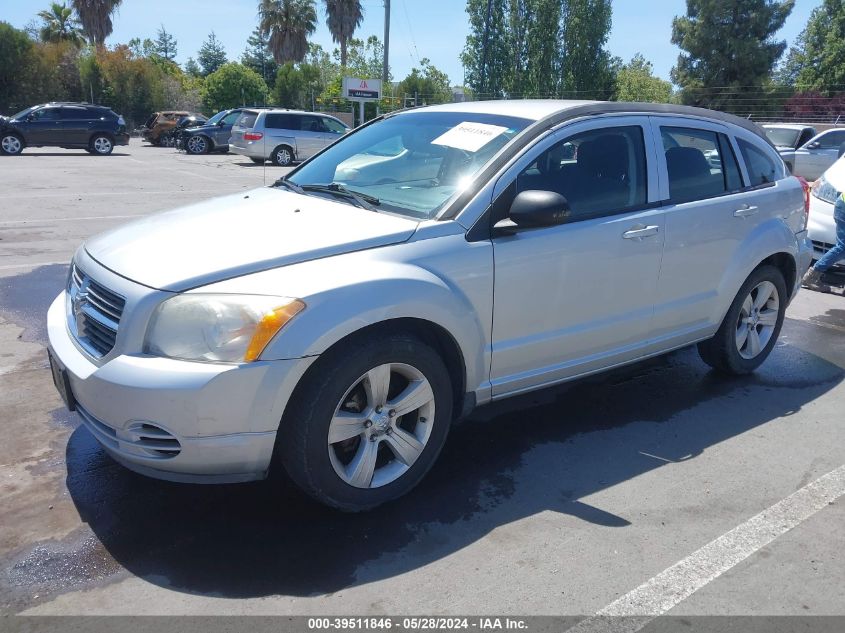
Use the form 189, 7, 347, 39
184, 124, 219, 134
84, 186, 419, 292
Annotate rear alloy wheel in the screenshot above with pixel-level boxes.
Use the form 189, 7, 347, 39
278, 332, 452, 511
272, 145, 293, 166
90, 135, 114, 155
698, 265, 787, 374
186, 135, 210, 155
1, 134, 23, 156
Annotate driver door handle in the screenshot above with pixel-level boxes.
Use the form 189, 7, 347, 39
622, 225, 660, 240
734, 205, 759, 217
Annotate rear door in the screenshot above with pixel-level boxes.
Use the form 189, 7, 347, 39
649, 117, 767, 344
59, 106, 91, 144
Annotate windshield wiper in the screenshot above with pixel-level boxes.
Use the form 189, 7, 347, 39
273, 178, 306, 195
300, 183, 380, 211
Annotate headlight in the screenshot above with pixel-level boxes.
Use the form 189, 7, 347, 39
145, 295, 305, 363
812, 176, 839, 205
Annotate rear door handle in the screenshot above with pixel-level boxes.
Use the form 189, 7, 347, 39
734, 205, 759, 217
622, 225, 660, 240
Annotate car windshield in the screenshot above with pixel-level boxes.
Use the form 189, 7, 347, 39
287, 111, 532, 219
10, 106, 36, 120
205, 110, 227, 126
765, 127, 800, 148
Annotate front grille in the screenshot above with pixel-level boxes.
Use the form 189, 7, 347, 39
68, 264, 125, 358
812, 239, 835, 252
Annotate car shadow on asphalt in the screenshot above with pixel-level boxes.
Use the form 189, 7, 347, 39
62, 328, 844, 599
3, 264, 844, 601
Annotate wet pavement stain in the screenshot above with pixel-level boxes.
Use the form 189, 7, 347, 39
0, 264, 68, 347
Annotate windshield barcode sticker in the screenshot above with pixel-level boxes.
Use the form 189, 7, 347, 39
431, 122, 510, 152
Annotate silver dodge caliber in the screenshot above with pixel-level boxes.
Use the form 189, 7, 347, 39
48, 100, 814, 511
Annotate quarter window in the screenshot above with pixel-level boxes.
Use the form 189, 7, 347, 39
737, 138, 779, 187
661, 126, 740, 202
514, 125, 647, 220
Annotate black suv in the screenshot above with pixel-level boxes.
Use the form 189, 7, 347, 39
0, 102, 129, 156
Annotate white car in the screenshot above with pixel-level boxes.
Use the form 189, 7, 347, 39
778, 127, 845, 180
47, 100, 814, 511
809, 157, 845, 271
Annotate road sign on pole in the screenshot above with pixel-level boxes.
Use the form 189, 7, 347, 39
344, 77, 382, 101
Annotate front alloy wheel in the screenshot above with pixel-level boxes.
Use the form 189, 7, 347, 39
278, 332, 452, 511
186, 135, 209, 154
1, 134, 23, 155
328, 363, 435, 489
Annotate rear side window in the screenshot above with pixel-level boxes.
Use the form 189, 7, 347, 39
265, 113, 296, 129
236, 112, 259, 128
661, 126, 742, 202
61, 107, 89, 119
515, 125, 647, 220
737, 138, 778, 187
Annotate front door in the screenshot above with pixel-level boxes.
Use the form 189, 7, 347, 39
23, 106, 64, 145
490, 117, 665, 396
215, 110, 243, 146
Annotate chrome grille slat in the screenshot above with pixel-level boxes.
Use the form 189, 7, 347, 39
68, 263, 125, 358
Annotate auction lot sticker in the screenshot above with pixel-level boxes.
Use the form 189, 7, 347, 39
432, 122, 510, 152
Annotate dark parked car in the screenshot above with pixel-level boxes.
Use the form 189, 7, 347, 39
179, 107, 267, 155
0, 102, 129, 156
158, 114, 208, 148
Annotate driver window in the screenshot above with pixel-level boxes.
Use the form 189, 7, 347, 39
514, 126, 647, 220
31, 108, 62, 121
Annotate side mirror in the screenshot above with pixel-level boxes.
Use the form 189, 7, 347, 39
217, 120, 226, 126
808, 141, 821, 149
501, 190, 571, 231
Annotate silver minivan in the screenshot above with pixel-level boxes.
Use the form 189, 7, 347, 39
48, 100, 814, 511
229, 108, 350, 166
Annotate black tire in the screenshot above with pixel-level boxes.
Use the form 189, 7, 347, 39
277, 331, 453, 511
185, 135, 211, 155
271, 144, 294, 166
1, 133, 24, 156
250, 157, 265, 164
697, 265, 787, 375
89, 134, 114, 155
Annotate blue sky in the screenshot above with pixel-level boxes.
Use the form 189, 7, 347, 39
1, 0, 819, 85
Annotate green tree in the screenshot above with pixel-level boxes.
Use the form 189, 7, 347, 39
324, 0, 363, 68
154, 24, 177, 61
242, 26, 279, 88
259, 0, 318, 64
0, 22, 36, 113
37, 2, 85, 46
342, 35, 388, 80
786, 1, 845, 93
202, 62, 269, 111
198, 31, 227, 76
128, 37, 156, 58
396, 58, 452, 105
614, 54, 674, 103
71, 0, 122, 47
272, 61, 320, 108
671, 0, 795, 111
184, 57, 201, 77
462, 0, 509, 97
559, 0, 616, 98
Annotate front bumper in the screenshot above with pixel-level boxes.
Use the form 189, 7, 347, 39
47, 290, 315, 483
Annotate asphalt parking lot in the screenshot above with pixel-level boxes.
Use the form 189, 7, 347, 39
1, 139, 844, 624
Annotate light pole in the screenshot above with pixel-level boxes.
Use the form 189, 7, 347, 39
383, 0, 390, 85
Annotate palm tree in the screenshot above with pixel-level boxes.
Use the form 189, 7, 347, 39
324, 0, 363, 68
37, 2, 85, 46
259, 0, 318, 64
71, 0, 122, 47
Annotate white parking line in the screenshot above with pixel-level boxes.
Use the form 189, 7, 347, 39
567, 464, 845, 633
